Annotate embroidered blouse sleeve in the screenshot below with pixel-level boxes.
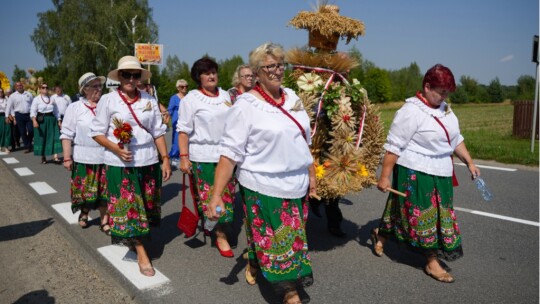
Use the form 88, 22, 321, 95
177, 93, 194, 134
218, 104, 249, 163
89, 95, 111, 137
384, 104, 419, 156
150, 98, 167, 138
30, 97, 39, 118
60, 103, 77, 140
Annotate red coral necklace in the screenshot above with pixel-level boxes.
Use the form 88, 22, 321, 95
416, 91, 439, 109
117, 88, 140, 104
254, 84, 284, 107
198, 87, 219, 97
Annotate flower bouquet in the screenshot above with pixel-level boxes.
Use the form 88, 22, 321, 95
112, 117, 133, 151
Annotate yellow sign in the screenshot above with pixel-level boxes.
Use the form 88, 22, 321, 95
0, 71, 10, 92
135, 43, 163, 65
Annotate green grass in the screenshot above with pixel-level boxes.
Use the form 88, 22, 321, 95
378, 102, 539, 166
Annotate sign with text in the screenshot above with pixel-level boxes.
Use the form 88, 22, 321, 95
135, 43, 163, 65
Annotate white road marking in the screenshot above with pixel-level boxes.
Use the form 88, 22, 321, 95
29, 181, 57, 195
97, 245, 170, 290
455, 163, 517, 172
455, 207, 539, 227
52, 202, 94, 224
0, 151, 10, 155
3, 157, 19, 164
14, 167, 34, 176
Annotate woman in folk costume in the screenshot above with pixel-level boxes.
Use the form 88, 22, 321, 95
372, 64, 480, 283
90, 56, 172, 277
61, 72, 109, 233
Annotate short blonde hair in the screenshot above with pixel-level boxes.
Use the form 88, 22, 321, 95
249, 42, 285, 73
176, 79, 188, 88
231, 64, 251, 87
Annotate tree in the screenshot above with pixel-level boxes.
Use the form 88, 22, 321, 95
217, 55, 245, 90
459, 75, 481, 102
154, 55, 191, 105
387, 62, 423, 101
486, 77, 504, 103
31, 0, 158, 94
363, 68, 392, 103
12, 65, 27, 84
450, 86, 469, 104
515, 75, 535, 100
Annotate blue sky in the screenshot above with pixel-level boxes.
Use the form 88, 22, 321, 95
1, 0, 538, 87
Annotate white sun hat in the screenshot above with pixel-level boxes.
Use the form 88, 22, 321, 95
107, 55, 151, 82
78, 72, 106, 93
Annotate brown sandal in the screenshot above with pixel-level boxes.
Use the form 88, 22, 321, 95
245, 264, 257, 286
78, 212, 89, 229
370, 228, 384, 257
424, 266, 455, 283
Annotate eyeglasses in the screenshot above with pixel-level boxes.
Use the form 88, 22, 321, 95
240, 74, 254, 79
120, 71, 142, 79
41, 86, 48, 89
260, 63, 285, 73
178, 85, 188, 89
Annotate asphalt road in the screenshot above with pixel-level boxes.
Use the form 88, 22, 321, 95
0, 133, 538, 304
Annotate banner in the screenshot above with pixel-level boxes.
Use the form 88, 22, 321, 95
135, 43, 163, 65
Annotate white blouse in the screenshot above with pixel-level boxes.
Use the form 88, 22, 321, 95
89, 90, 166, 167
0, 97, 7, 113
30, 95, 60, 119
384, 96, 464, 177
51, 94, 71, 116
60, 98, 104, 164
218, 88, 313, 199
176, 88, 232, 163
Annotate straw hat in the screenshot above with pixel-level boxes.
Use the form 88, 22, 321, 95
78, 72, 106, 93
107, 55, 151, 82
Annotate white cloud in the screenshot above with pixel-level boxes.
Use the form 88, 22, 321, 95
500, 55, 514, 62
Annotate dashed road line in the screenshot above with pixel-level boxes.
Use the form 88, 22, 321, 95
455, 207, 539, 226
14, 167, 34, 176
29, 181, 57, 195
52, 202, 94, 224
97, 245, 170, 290
3, 157, 19, 164
455, 163, 517, 172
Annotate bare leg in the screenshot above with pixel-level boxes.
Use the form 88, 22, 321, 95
135, 241, 155, 277
215, 227, 231, 251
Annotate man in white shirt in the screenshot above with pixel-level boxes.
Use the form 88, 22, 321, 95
51, 85, 71, 120
6, 82, 34, 152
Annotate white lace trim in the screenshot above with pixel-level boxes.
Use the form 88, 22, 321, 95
240, 88, 294, 113
190, 88, 229, 105
407, 96, 449, 118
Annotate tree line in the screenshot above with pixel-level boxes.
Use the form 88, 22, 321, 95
12, 0, 536, 106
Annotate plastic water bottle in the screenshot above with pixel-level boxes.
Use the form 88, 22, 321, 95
204, 206, 222, 231
474, 176, 492, 201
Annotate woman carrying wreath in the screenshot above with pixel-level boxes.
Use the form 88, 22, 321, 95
90, 55, 172, 277
372, 64, 480, 283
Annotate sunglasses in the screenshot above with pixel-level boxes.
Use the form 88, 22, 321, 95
178, 85, 188, 88
41, 86, 48, 89
120, 71, 142, 79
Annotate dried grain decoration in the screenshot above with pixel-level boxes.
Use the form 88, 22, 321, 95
289, 3, 365, 51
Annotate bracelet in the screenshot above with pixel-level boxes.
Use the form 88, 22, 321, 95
161, 155, 170, 160
180, 154, 189, 157
63, 159, 72, 163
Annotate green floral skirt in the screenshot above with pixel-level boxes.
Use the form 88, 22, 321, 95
191, 161, 236, 224
378, 164, 463, 261
105, 164, 162, 245
241, 185, 313, 287
0, 114, 11, 147
70, 162, 107, 213
33, 115, 62, 156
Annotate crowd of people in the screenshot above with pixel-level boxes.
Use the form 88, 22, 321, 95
0, 43, 481, 304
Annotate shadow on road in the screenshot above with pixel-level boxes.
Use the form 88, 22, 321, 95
0, 218, 54, 242
13, 289, 55, 304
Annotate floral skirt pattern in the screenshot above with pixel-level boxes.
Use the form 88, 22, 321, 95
0, 115, 11, 147
241, 185, 313, 285
70, 162, 107, 213
191, 161, 235, 224
33, 115, 62, 156
105, 164, 162, 244
378, 164, 463, 261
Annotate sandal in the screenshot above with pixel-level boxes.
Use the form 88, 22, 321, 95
53, 157, 61, 165
424, 266, 455, 283
41, 156, 47, 164
370, 228, 384, 257
245, 263, 257, 286
138, 263, 155, 277
283, 290, 302, 304
78, 212, 89, 229
99, 223, 112, 236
